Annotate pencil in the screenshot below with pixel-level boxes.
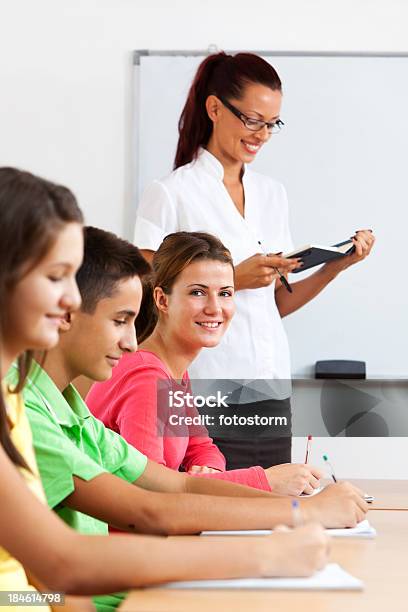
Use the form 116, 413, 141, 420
305, 435, 312, 464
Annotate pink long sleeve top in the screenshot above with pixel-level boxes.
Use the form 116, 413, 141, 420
87, 350, 270, 491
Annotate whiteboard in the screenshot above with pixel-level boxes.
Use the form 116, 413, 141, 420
132, 51, 408, 377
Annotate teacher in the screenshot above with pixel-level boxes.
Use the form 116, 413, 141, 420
134, 51, 375, 469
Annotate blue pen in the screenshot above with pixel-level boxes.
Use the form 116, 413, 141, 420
291, 499, 302, 527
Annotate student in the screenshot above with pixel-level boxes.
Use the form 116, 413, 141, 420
0, 167, 331, 608
7, 221, 368, 559
87, 230, 323, 496
133, 51, 375, 469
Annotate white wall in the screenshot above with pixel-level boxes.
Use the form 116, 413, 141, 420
1, 0, 408, 235
292, 437, 407, 479
1, 0, 407, 477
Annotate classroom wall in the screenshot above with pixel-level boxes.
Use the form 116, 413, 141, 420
1, 0, 407, 234
1, 0, 407, 478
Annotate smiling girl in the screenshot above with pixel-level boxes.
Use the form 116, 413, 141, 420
87, 231, 323, 495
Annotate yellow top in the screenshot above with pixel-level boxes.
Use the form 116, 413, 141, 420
0, 384, 50, 610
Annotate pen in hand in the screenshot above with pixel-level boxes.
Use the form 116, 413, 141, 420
271, 250, 293, 293
305, 435, 312, 464
273, 266, 293, 293
292, 499, 302, 527
323, 454, 337, 483
323, 454, 374, 503
257, 241, 293, 293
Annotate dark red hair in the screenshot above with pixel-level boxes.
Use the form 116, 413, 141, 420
174, 52, 282, 169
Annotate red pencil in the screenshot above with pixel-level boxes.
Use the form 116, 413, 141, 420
305, 435, 312, 464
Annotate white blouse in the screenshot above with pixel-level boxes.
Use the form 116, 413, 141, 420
134, 148, 294, 399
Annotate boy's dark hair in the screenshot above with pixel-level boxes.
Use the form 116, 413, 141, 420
77, 226, 151, 313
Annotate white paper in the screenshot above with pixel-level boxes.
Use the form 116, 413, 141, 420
159, 563, 363, 591
201, 529, 273, 536
300, 485, 324, 497
299, 486, 375, 504
300, 486, 374, 503
201, 520, 376, 539
328, 519, 376, 538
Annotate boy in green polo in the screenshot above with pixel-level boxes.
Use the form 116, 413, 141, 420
7, 227, 366, 610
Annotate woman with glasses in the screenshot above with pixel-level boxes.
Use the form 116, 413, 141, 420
133, 51, 375, 470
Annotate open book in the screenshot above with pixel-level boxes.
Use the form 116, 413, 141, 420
284, 239, 354, 273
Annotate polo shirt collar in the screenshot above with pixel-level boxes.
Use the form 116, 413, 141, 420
197, 147, 247, 182
26, 361, 90, 427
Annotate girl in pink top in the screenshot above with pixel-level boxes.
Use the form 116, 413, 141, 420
88, 232, 322, 494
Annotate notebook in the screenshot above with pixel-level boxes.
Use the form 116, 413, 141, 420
301, 486, 374, 503
300, 486, 323, 497
284, 239, 354, 273
201, 519, 376, 539
159, 563, 363, 591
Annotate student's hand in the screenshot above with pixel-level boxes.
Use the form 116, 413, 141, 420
188, 465, 222, 474
259, 523, 330, 577
301, 482, 369, 528
324, 229, 375, 275
235, 253, 301, 291
264, 463, 323, 496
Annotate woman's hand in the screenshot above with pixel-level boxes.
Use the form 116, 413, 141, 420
235, 253, 301, 291
264, 463, 323, 496
259, 523, 330, 577
324, 229, 376, 275
188, 465, 222, 474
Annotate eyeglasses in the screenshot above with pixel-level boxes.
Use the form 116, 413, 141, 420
219, 96, 284, 134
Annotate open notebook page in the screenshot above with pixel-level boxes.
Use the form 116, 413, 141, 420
159, 563, 363, 591
201, 519, 376, 538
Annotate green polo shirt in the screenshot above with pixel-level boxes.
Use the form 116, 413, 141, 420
7, 362, 148, 612
7, 360, 147, 528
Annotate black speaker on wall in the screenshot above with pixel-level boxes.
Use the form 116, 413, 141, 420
315, 360, 366, 380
